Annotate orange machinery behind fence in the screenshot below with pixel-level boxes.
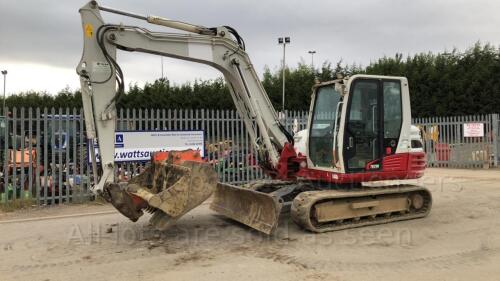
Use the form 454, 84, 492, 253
152, 149, 205, 165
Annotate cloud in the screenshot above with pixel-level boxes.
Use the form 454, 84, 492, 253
1, 0, 499, 94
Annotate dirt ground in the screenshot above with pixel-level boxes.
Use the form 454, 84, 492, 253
1, 168, 500, 281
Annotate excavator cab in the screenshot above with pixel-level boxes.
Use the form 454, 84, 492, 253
307, 76, 410, 175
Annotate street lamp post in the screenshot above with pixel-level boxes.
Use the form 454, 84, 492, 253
278, 37, 290, 113
1, 70, 6, 117
1, 70, 6, 170
308, 50, 316, 70
161, 57, 164, 79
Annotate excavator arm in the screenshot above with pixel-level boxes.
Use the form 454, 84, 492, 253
76, 1, 296, 232
77, 1, 292, 194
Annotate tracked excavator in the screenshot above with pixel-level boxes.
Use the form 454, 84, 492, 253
77, 1, 432, 235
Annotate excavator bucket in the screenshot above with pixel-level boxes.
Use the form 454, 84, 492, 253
105, 150, 218, 231
210, 183, 283, 235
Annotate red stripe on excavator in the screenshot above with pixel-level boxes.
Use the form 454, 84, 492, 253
293, 152, 426, 184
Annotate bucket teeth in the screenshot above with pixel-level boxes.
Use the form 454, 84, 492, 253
105, 183, 144, 222
149, 210, 177, 231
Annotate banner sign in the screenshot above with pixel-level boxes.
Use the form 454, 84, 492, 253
89, 130, 205, 163
463, 123, 484, 137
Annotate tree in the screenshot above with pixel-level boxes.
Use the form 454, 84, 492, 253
4, 42, 500, 117
366, 42, 500, 116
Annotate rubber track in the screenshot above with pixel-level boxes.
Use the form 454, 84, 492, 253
291, 184, 432, 233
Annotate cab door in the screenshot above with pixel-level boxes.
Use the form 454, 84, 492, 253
343, 79, 382, 172
343, 78, 404, 173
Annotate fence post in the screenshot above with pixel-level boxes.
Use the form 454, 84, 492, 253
12, 107, 17, 201
492, 113, 499, 167
35, 108, 41, 205
2, 107, 8, 203
20, 108, 26, 200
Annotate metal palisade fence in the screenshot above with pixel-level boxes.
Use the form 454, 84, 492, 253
0, 107, 308, 205
1, 108, 89, 205
413, 114, 499, 168
0, 107, 498, 205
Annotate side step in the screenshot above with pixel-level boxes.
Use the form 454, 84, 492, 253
291, 185, 432, 233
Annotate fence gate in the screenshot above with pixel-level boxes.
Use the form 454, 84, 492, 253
413, 114, 499, 169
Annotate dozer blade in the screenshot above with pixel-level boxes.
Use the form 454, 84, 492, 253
106, 160, 218, 231
210, 183, 283, 235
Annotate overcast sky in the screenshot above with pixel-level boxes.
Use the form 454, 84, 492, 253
1, 0, 499, 95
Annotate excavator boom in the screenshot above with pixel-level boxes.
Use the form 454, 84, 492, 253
77, 1, 292, 231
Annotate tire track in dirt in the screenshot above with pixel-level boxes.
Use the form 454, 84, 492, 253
3, 233, 498, 278
291, 247, 496, 272
227, 236, 498, 273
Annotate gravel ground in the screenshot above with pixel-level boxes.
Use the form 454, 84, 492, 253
0, 168, 499, 281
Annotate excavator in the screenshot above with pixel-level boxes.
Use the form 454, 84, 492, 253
77, 1, 432, 235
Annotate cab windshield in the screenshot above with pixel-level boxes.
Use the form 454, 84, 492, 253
309, 85, 342, 167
